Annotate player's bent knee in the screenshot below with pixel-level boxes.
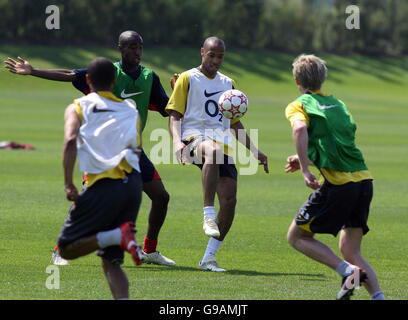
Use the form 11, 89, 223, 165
202, 143, 223, 164
287, 231, 297, 248
152, 189, 170, 206
219, 195, 237, 210
340, 246, 361, 263
287, 223, 302, 248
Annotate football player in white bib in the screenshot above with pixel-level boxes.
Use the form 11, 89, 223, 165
58, 57, 144, 299
166, 37, 269, 272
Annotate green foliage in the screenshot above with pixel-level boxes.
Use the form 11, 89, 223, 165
1, 0, 408, 55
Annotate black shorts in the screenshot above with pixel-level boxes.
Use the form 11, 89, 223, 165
295, 179, 373, 236
81, 149, 160, 185
140, 149, 161, 183
58, 170, 143, 264
182, 137, 237, 181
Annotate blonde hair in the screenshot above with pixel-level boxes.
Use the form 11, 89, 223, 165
292, 54, 327, 91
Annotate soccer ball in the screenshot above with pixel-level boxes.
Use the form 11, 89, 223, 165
218, 89, 248, 120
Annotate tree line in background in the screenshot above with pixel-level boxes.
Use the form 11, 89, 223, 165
1, 0, 407, 56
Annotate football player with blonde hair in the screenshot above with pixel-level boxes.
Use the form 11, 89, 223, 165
285, 54, 384, 300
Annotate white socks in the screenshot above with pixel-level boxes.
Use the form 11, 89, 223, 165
201, 237, 223, 264
336, 261, 386, 300
335, 261, 356, 278
96, 228, 121, 248
203, 206, 216, 220
371, 291, 385, 300
201, 206, 221, 264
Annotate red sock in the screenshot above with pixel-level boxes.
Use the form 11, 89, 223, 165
143, 237, 158, 254
54, 244, 59, 251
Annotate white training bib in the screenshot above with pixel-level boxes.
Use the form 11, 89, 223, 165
182, 68, 233, 146
76, 92, 141, 174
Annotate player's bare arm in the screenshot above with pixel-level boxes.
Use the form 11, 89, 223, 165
292, 120, 320, 189
168, 110, 186, 165
63, 103, 81, 202
4, 56, 76, 81
170, 73, 179, 90
285, 154, 314, 173
230, 120, 269, 173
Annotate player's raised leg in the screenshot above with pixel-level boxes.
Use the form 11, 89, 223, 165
58, 221, 143, 266
198, 139, 223, 238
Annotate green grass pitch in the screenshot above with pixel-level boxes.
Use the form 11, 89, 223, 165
0, 45, 407, 300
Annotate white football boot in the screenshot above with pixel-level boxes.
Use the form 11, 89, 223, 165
199, 256, 226, 272
142, 251, 176, 266
51, 250, 69, 266
203, 217, 220, 238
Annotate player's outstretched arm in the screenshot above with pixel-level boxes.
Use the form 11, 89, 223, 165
4, 56, 76, 82
231, 120, 269, 173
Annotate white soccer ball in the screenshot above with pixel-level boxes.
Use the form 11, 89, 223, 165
218, 89, 248, 120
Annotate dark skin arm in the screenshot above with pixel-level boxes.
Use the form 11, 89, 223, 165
63, 103, 81, 202
4, 57, 76, 82
230, 120, 269, 173
168, 110, 186, 164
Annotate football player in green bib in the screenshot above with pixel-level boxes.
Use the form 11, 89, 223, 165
285, 54, 384, 300
5, 31, 176, 267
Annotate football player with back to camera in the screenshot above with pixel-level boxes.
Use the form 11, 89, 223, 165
58, 57, 143, 299
284, 54, 385, 300
4, 31, 176, 267
166, 36, 269, 272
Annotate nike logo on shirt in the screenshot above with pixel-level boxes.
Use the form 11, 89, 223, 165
317, 102, 338, 110
204, 90, 223, 97
120, 90, 144, 99
92, 106, 115, 113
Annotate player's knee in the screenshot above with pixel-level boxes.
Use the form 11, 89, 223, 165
203, 144, 223, 164
340, 244, 361, 263
152, 188, 170, 206
287, 230, 297, 248
287, 225, 301, 248
219, 194, 236, 210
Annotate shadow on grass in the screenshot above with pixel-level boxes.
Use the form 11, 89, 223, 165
1, 44, 407, 85
123, 264, 327, 280
225, 269, 326, 280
